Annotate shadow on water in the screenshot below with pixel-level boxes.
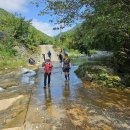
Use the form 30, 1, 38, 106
63, 82, 70, 99
43, 87, 52, 109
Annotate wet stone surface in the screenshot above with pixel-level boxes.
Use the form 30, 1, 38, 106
0, 61, 130, 130
25, 63, 130, 130
0, 69, 35, 130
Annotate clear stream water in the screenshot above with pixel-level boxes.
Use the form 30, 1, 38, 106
0, 55, 130, 130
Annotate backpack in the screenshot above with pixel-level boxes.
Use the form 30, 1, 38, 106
63, 58, 70, 69
43, 61, 53, 74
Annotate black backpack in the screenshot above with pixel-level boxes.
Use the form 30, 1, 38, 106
63, 58, 70, 69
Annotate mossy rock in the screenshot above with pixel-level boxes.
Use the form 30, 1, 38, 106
75, 63, 126, 88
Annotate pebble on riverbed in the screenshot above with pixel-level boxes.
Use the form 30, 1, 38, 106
0, 87, 4, 92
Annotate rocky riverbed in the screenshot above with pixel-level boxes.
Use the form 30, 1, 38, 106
1, 49, 130, 130
0, 68, 37, 129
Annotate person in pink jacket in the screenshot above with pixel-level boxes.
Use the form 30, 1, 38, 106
42, 59, 53, 88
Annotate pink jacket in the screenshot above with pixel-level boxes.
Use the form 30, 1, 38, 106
43, 61, 53, 74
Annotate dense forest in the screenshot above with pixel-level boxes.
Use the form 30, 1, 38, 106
1, 0, 130, 74
36, 0, 130, 73
33, 0, 130, 86
0, 8, 53, 68
54, 26, 77, 49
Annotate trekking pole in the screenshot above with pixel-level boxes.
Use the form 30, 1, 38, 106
43, 54, 45, 61
42, 54, 46, 68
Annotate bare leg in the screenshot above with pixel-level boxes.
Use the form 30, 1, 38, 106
48, 73, 51, 86
64, 72, 67, 80
44, 73, 47, 88
67, 72, 70, 80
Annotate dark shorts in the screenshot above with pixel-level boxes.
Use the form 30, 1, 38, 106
62, 67, 70, 72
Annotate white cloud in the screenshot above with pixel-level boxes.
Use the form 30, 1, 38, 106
0, 0, 29, 12
31, 19, 73, 36
31, 19, 54, 36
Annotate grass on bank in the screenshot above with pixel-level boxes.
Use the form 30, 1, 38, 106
0, 57, 39, 71
0, 57, 26, 70
0, 46, 41, 70
75, 56, 129, 88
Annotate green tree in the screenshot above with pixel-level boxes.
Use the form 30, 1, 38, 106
0, 8, 53, 55
33, 0, 130, 72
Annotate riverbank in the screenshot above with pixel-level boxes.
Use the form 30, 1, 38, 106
0, 67, 36, 129
1, 51, 130, 129
75, 56, 129, 88
0, 47, 40, 70
0, 45, 60, 129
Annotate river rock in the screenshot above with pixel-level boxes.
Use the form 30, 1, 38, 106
0, 87, 4, 92
90, 51, 113, 58
2, 127, 24, 130
21, 76, 29, 83
21, 68, 36, 77
0, 95, 24, 111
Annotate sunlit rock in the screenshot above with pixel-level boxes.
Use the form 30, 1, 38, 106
0, 87, 4, 92
21, 68, 36, 77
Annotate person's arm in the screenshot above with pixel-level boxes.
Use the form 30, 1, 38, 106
69, 62, 71, 69
61, 62, 63, 68
69, 58, 71, 68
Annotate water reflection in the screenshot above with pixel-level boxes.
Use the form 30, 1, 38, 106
43, 87, 52, 108
44, 87, 52, 100
63, 82, 70, 99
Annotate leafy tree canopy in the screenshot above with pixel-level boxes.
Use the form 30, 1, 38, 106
32, 0, 130, 25
0, 8, 53, 58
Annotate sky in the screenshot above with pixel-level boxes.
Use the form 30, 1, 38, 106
0, 0, 74, 36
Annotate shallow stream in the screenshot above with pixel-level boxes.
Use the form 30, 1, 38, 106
0, 55, 130, 130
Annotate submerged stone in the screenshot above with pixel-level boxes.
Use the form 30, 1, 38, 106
21, 68, 36, 77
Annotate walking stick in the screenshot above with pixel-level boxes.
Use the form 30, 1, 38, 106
42, 54, 46, 67
43, 54, 45, 61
